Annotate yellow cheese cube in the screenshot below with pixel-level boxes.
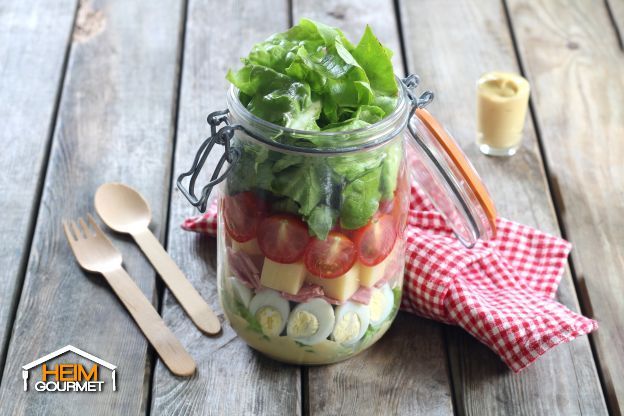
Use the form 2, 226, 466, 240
260, 259, 306, 295
359, 244, 401, 288
232, 238, 263, 256
306, 264, 360, 302
359, 260, 387, 288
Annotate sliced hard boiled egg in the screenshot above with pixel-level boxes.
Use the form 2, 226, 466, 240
332, 302, 370, 345
369, 284, 394, 327
287, 298, 335, 345
249, 289, 290, 336
228, 276, 253, 308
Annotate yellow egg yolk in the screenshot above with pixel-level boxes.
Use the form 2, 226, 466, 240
369, 290, 388, 323
333, 311, 361, 344
255, 306, 283, 336
288, 310, 319, 337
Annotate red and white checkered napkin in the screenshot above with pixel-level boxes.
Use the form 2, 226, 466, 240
182, 184, 597, 372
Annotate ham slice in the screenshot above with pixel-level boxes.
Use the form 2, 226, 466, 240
322, 296, 345, 306
350, 286, 373, 304
280, 283, 324, 303
227, 247, 262, 290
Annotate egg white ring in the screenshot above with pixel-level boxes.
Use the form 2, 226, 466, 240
228, 276, 252, 308
249, 289, 290, 335
369, 284, 394, 326
332, 301, 371, 345
287, 298, 335, 345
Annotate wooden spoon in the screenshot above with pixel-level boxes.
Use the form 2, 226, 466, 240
95, 183, 221, 335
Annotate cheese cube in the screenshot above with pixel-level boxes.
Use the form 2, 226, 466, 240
260, 259, 306, 295
306, 264, 360, 302
359, 244, 401, 288
232, 238, 263, 256
359, 260, 387, 288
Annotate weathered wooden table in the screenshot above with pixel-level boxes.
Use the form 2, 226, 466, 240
0, 0, 622, 414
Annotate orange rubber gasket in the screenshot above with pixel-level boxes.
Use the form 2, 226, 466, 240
415, 108, 497, 237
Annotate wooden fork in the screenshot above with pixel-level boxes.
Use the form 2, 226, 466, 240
63, 214, 196, 377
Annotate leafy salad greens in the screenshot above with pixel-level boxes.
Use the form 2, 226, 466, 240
226, 19, 403, 239
227, 18, 398, 131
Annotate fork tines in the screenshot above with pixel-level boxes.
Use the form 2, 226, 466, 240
63, 214, 101, 241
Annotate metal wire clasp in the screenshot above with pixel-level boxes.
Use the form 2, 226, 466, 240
401, 74, 434, 114
176, 109, 241, 212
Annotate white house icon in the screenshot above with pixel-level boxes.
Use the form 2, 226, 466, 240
22, 345, 116, 391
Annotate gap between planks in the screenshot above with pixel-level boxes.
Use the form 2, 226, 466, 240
145, 0, 192, 414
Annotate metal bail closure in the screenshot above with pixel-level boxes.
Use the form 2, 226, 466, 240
401, 74, 434, 111
176, 109, 241, 212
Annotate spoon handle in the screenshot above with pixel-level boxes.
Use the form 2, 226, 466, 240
102, 267, 196, 377
133, 229, 221, 335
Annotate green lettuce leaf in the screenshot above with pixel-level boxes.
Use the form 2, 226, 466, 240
340, 166, 382, 229
351, 25, 398, 97
271, 162, 323, 216
229, 19, 392, 131
226, 20, 403, 238
271, 197, 300, 215
226, 65, 321, 130
305, 204, 339, 239
380, 140, 402, 199
327, 149, 384, 181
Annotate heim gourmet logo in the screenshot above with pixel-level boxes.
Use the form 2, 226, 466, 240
22, 345, 117, 392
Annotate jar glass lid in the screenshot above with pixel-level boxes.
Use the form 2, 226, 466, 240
407, 108, 497, 247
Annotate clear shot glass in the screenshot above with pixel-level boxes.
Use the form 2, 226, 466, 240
476, 72, 530, 157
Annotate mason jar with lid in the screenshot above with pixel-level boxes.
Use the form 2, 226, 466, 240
177, 75, 496, 365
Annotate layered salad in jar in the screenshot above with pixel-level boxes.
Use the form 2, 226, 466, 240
217, 19, 409, 364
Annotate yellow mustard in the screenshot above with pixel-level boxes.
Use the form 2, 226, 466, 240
476, 72, 530, 156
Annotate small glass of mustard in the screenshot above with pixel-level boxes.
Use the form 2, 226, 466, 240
476, 71, 530, 157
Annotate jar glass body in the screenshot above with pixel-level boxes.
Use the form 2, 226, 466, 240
216, 88, 411, 365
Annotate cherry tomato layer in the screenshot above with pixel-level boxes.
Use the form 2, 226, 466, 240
223, 192, 264, 242
304, 231, 357, 279
353, 214, 397, 266
257, 214, 310, 263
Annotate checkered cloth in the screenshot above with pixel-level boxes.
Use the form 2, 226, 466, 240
182, 184, 597, 372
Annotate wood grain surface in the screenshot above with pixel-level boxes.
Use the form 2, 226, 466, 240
607, 0, 624, 47
0, 0, 618, 414
291, 1, 454, 415
398, 0, 608, 414
0, 0, 183, 414
0, 0, 77, 369
507, 0, 624, 413
149, 1, 302, 415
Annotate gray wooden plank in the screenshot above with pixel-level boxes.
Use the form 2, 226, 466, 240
0, 0, 77, 370
398, 0, 608, 414
291, 1, 454, 415
607, 0, 624, 47
0, 0, 184, 414
507, 0, 624, 413
149, 1, 302, 415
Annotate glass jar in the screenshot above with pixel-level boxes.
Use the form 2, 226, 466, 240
177, 75, 496, 365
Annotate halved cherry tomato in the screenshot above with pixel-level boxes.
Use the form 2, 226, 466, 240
335, 225, 355, 240
304, 232, 357, 278
223, 192, 265, 242
352, 214, 397, 266
257, 214, 310, 263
